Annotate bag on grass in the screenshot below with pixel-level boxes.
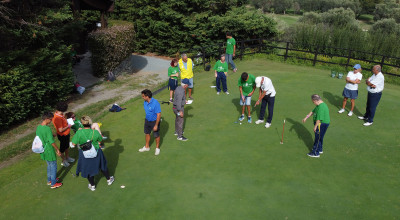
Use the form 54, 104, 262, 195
109, 103, 124, 112
79, 130, 97, 158
32, 136, 44, 153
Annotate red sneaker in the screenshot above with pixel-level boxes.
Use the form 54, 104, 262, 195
47, 178, 60, 185
51, 182, 63, 189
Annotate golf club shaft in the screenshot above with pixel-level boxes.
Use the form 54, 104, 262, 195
281, 119, 285, 143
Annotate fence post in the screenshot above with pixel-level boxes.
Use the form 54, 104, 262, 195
380, 56, 385, 69
346, 49, 352, 69
240, 40, 244, 60
284, 42, 290, 61
313, 46, 319, 66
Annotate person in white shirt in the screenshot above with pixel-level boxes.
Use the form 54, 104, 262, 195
254, 76, 276, 128
338, 64, 363, 116
358, 65, 385, 126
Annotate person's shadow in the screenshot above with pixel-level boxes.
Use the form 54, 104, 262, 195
182, 105, 194, 131
96, 138, 124, 184
56, 148, 79, 181
323, 91, 362, 116
286, 118, 313, 151
149, 117, 169, 149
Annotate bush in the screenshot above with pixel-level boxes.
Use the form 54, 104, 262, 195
88, 23, 135, 77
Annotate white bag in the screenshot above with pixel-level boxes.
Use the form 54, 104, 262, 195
32, 136, 44, 153
81, 143, 98, 158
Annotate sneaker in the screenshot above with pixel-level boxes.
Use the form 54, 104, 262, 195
61, 160, 70, 167
51, 182, 63, 189
347, 111, 353, 116
265, 123, 271, 128
238, 115, 245, 121
47, 178, 60, 185
100, 143, 105, 149
217, 92, 220, 95
319, 151, 323, 154
189, 96, 193, 100
225, 91, 229, 95
358, 116, 367, 120
138, 146, 150, 152
102, 136, 108, 140
107, 176, 115, 186
338, 109, 345, 113
177, 136, 188, 141
363, 122, 373, 126
255, 120, 264, 124
169, 98, 173, 103
174, 131, 183, 136
247, 117, 252, 123
88, 184, 96, 191
67, 157, 75, 163
233, 68, 237, 73
155, 148, 160, 156
307, 153, 320, 158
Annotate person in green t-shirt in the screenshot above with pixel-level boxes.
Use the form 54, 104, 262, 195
302, 94, 330, 158
226, 32, 237, 72
214, 54, 229, 94
168, 59, 180, 102
36, 112, 63, 189
238, 72, 256, 123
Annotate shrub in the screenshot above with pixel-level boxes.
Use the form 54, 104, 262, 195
88, 23, 135, 77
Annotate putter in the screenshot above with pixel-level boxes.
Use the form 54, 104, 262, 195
161, 101, 170, 105
280, 119, 285, 144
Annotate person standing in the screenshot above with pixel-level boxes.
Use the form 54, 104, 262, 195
139, 89, 162, 155
173, 79, 191, 141
178, 53, 194, 100
214, 54, 229, 95
238, 72, 256, 123
168, 59, 180, 102
358, 65, 385, 126
254, 76, 276, 128
226, 32, 237, 73
338, 64, 363, 116
302, 94, 330, 158
37, 112, 63, 189
52, 102, 74, 167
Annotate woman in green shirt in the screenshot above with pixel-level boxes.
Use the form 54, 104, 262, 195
71, 115, 114, 191
168, 59, 180, 102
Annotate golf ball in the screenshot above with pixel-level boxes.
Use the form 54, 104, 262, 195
240, 123, 242, 125
120, 185, 125, 188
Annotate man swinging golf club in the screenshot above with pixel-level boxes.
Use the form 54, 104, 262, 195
254, 76, 276, 128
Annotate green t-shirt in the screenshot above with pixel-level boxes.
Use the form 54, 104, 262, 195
238, 74, 256, 96
71, 128, 102, 150
36, 125, 57, 161
312, 102, 330, 124
71, 119, 84, 133
226, 37, 236, 54
213, 60, 228, 73
168, 66, 180, 80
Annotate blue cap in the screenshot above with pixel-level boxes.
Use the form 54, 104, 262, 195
182, 78, 191, 86
353, 64, 361, 69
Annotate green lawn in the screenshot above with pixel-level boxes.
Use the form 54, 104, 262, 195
1, 58, 399, 219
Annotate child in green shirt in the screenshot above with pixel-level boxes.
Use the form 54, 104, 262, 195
214, 54, 229, 94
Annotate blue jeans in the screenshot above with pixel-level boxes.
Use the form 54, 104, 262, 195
259, 95, 275, 123
226, 54, 236, 69
46, 160, 57, 186
311, 123, 329, 156
364, 92, 382, 123
216, 72, 227, 92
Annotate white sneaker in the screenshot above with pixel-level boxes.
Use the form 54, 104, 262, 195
265, 123, 271, 128
217, 92, 220, 95
225, 91, 229, 95
255, 120, 264, 124
61, 160, 70, 167
155, 148, 160, 155
363, 122, 373, 126
347, 111, 353, 116
67, 157, 75, 163
107, 176, 115, 185
138, 146, 150, 152
88, 184, 96, 191
358, 116, 367, 120
338, 109, 345, 113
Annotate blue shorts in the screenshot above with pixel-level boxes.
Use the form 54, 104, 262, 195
168, 78, 178, 91
342, 88, 358, 99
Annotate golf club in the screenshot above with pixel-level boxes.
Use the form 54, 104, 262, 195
161, 101, 170, 105
280, 119, 285, 144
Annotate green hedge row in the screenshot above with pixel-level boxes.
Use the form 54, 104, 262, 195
88, 24, 135, 77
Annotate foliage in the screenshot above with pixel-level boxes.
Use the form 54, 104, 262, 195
373, 0, 400, 21
88, 23, 135, 77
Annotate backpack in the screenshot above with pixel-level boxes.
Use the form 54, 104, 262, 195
32, 136, 44, 153
109, 104, 123, 112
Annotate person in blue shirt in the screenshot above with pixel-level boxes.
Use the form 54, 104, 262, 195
139, 89, 162, 155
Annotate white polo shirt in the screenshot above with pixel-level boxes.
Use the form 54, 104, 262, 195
260, 76, 276, 97
367, 72, 384, 93
345, 71, 363, 90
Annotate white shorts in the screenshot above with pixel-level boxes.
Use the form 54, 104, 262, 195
240, 96, 252, 106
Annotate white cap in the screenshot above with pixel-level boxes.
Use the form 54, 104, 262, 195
255, 77, 263, 88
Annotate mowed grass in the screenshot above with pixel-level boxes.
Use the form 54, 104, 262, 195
1, 58, 399, 219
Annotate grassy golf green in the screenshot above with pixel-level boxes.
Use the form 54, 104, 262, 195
1, 58, 399, 219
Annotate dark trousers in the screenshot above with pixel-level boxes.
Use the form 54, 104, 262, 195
259, 95, 275, 123
311, 123, 329, 156
173, 108, 184, 137
364, 92, 382, 123
216, 72, 227, 92
88, 169, 110, 185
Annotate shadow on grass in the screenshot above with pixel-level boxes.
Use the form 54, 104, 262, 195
286, 118, 313, 151
149, 117, 169, 149
231, 98, 258, 118
95, 138, 124, 184
323, 91, 362, 116
56, 146, 79, 181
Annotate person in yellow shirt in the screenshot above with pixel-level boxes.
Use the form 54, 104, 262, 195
178, 53, 194, 100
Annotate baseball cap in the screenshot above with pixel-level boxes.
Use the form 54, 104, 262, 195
182, 78, 191, 86
353, 64, 361, 69
255, 77, 262, 88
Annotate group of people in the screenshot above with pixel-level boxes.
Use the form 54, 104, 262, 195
36, 102, 114, 190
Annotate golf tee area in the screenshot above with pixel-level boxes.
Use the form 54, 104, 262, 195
1, 58, 399, 219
